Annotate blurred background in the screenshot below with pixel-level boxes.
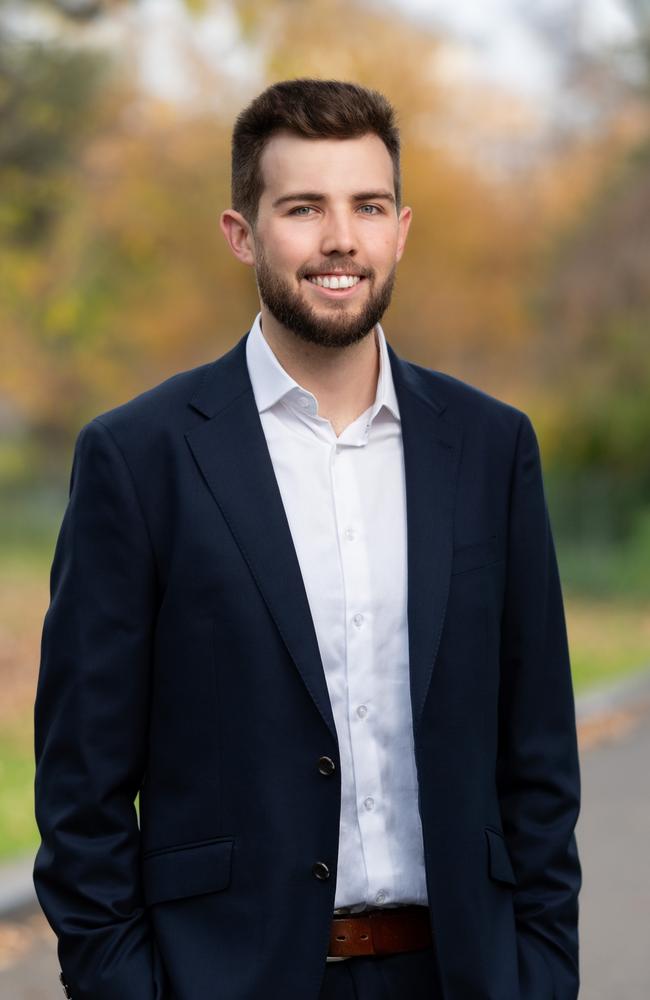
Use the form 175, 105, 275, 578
0, 0, 649, 995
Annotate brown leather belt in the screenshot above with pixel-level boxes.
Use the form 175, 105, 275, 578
328, 905, 432, 958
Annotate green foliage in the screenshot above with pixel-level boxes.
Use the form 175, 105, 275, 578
537, 134, 650, 557
554, 509, 650, 600
0, 483, 64, 564
35, 0, 212, 18
0, 36, 109, 244
0, 26, 118, 460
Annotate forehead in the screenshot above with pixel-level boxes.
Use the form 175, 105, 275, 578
258, 131, 395, 201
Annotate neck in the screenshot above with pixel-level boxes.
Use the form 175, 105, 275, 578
258, 305, 381, 436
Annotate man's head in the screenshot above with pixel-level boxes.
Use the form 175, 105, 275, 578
230, 78, 401, 228
221, 78, 411, 349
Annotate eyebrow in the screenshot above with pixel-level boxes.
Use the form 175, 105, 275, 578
272, 190, 396, 208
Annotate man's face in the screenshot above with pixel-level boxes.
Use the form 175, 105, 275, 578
250, 131, 411, 348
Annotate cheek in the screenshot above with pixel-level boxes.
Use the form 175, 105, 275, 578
272, 226, 315, 270
367, 230, 399, 263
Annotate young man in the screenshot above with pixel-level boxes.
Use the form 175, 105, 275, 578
34, 79, 581, 1000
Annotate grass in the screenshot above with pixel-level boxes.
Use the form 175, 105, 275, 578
566, 597, 650, 692
0, 715, 39, 863
0, 545, 54, 862
0, 529, 648, 861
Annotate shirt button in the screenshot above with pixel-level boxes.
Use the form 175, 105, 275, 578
356, 705, 368, 718
312, 861, 331, 881
353, 613, 364, 628
364, 797, 374, 811
298, 395, 310, 408
375, 890, 387, 904
344, 527, 356, 541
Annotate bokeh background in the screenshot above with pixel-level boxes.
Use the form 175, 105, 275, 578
0, 0, 649, 992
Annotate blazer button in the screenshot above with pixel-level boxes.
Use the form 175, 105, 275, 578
312, 861, 331, 880
318, 755, 336, 775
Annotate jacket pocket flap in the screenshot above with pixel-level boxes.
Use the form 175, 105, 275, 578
143, 837, 234, 905
452, 536, 501, 576
485, 828, 517, 886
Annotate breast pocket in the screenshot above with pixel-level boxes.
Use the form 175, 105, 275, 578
451, 535, 503, 576
142, 836, 234, 906
485, 827, 517, 886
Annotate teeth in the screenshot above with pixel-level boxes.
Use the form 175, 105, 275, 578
308, 275, 361, 289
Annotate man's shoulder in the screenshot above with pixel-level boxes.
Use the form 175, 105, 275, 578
83, 337, 246, 448
92, 360, 213, 436
399, 358, 527, 432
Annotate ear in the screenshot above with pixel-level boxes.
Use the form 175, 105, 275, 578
395, 205, 412, 263
220, 209, 256, 267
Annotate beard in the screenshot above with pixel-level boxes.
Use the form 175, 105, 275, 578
253, 242, 396, 349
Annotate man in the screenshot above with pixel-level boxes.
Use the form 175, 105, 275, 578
34, 79, 581, 1000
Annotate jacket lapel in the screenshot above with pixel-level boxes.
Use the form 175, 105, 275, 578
185, 335, 337, 740
185, 332, 461, 744
387, 345, 463, 735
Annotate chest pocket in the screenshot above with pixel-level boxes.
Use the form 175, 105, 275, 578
452, 536, 502, 576
485, 827, 517, 886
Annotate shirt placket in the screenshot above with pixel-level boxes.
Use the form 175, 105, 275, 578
330, 439, 395, 907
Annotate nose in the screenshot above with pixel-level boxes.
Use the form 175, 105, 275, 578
319, 208, 357, 258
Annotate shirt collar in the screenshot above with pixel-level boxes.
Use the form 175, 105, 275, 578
245, 312, 400, 423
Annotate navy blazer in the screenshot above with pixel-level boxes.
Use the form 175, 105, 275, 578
34, 332, 581, 1000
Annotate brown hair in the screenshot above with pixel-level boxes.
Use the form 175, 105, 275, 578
231, 78, 401, 225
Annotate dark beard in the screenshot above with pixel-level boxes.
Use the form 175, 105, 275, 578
254, 245, 396, 349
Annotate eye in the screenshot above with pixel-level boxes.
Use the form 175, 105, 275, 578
289, 205, 316, 216
358, 204, 382, 215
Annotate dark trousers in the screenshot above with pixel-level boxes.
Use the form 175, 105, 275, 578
319, 948, 441, 999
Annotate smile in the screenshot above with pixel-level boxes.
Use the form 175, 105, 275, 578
307, 274, 363, 289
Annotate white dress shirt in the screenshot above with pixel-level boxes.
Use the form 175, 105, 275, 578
245, 313, 428, 911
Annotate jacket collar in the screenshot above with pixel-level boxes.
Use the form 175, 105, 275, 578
189, 329, 447, 422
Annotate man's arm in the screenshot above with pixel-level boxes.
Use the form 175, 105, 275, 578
34, 418, 164, 1000
497, 413, 581, 1000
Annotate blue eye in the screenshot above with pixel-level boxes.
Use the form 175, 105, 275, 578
359, 204, 381, 214
290, 206, 315, 216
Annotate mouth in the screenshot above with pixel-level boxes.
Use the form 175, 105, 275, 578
303, 273, 367, 298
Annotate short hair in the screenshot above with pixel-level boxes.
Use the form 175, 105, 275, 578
231, 78, 401, 225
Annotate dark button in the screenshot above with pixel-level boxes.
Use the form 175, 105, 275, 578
318, 755, 336, 776
312, 861, 331, 880
59, 971, 72, 998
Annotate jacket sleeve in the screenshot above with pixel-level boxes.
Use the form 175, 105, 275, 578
497, 413, 581, 1000
34, 418, 165, 1000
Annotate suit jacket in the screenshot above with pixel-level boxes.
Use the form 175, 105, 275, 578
34, 331, 581, 1000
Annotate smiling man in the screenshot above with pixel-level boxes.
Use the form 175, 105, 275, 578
221, 127, 410, 441
233, 130, 404, 349
34, 80, 581, 1000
